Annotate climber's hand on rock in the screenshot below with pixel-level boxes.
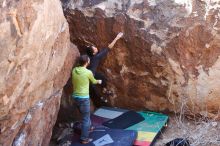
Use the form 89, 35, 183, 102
116, 32, 123, 40
108, 32, 123, 49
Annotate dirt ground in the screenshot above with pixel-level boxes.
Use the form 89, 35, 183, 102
155, 115, 220, 146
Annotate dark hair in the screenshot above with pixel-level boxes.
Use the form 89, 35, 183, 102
79, 55, 89, 66
86, 46, 94, 57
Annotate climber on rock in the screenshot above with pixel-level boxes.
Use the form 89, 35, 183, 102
86, 32, 123, 106
72, 55, 102, 144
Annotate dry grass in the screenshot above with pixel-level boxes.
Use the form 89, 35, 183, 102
155, 115, 220, 146
155, 95, 220, 146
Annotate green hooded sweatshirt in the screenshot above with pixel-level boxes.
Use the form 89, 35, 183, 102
72, 66, 98, 97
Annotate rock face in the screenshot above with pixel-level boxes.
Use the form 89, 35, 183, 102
63, 0, 220, 118
0, 0, 78, 145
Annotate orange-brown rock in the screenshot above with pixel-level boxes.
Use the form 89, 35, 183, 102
0, 0, 78, 145
63, 0, 220, 118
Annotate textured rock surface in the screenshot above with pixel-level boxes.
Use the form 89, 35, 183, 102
0, 0, 78, 145
63, 0, 220, 118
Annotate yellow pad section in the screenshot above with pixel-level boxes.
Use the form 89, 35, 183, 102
136, 131, 157, 142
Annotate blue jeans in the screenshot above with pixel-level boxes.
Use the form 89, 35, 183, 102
74, 98, 91, 140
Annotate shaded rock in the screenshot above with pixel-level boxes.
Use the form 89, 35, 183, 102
63, 0, 220, 118
0, 0, 79, 145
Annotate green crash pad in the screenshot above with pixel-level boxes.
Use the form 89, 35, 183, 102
127, 111, 168, 146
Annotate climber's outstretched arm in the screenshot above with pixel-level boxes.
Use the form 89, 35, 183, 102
108, 32, 123, 49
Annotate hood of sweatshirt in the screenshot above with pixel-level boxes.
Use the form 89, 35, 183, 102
74, 67, 86, 75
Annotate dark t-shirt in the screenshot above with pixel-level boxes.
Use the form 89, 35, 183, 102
88, 48, 109, 74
